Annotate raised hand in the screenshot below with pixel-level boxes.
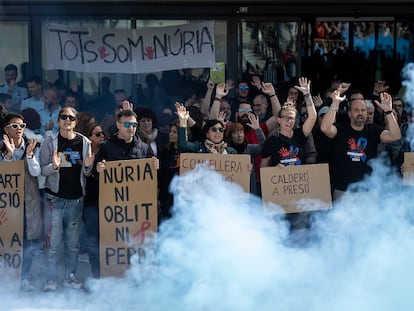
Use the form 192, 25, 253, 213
121, 100, 133, 111
175, 102, 189, 121
84, 151, 95, 168
52, 151, 61, 170
2, 134, 15, 157
338, 82, 351, 95
261, 82, 276, 96
331, 90, 346, 105
216, 83, 229, 99
312, 94, 323, 108
25, 139, 38, 157
217, 111, 226, 124
225, 79, 234, 91
374, 92, 393, 112
294, 77, 311, 95
374, 81, 390, 94
251, 75, 262, 90
206, 79, 214, 90
246, 113, 260, 130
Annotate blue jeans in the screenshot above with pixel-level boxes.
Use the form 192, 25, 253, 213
43, 193, 84, 281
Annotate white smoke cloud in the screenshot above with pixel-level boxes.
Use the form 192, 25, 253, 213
6, 60, 414, 309
3, 160, 414, 311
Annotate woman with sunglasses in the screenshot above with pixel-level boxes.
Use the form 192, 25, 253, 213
1, 113, 42, 291
177, 104, 236, 154
39, 106, 94, 291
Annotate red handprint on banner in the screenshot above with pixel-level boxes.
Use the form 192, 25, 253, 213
144, 46, 155, 60
98, 46, 110, 59
0, 210, 8, 226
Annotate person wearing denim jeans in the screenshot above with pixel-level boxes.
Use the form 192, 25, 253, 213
1, 113, 43, 291
40, 107, 93, 291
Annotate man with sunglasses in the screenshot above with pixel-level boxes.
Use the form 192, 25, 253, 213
95, 109, 154, 172
40, 107, 94, 291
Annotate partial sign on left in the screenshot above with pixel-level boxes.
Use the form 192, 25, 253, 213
0, 161, 25, 277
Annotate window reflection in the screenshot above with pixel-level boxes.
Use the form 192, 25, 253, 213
0, 21, 29, 83
242, 21, 298, 84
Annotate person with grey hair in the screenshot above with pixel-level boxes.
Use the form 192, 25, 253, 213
365, 99, 375, 125
252, 94, 270, 122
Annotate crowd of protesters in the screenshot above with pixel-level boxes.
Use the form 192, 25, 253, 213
0, 61, 409, 291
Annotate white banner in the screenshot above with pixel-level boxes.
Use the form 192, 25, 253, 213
46, 21, 216, 74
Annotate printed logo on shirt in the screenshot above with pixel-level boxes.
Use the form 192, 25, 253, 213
279, 145, 301, 166
346, 137, 367, 162
60, 148, 81, 167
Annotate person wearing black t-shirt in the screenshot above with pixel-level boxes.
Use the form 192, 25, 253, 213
261, 77, 317, 239
321, 90, 401, 200
40, 107, 93, 291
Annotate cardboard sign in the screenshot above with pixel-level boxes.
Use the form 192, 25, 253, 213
260, 163, 332, 214
179, 153, 251, 193
0, 161, 25, 278
99, 159, 158, 277
210, 62, 225, 84
403, 152, 414, 186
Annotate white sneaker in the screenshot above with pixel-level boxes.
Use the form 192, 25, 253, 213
43, 280, 57, 292
63, 273, 82, 289
20, 279, 35, 291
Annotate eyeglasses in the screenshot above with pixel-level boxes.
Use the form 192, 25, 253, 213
93, 131, 105, 137
239, 108, 253, 113
59, 114, 76, 121
239, 85, 249, 90
210, 127, 224, 133
300, 112, 308, 117
280, 115, 296, 122
119, 121, 138, 128
6, 122, 26, 129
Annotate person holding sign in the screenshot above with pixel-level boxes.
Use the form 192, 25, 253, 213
40, 107, 94, 291
320, 90, 401, 200
1, 113, 42, 291
177, 103, 236, 155
260, 77, 317, 236
261, 77, 317, 168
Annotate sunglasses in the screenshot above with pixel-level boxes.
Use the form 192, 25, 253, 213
6, 122, 26, 129
210, 127, 224, 133
93, 131, 105, 137
239, 85, 249, 90
239, 108, 253, 113
119, 121, 138, 128
59, 114, 76, 121
393, 104, 403, 108
300, 112, 308, 117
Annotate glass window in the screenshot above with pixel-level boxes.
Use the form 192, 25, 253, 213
241, 21, 299, 85
396, 22, 412, 63
0, 20, 29, 86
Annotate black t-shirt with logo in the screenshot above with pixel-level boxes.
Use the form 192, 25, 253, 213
262, 128, 307, 167
332, 123, 383, 191
56, 133, 84, 199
